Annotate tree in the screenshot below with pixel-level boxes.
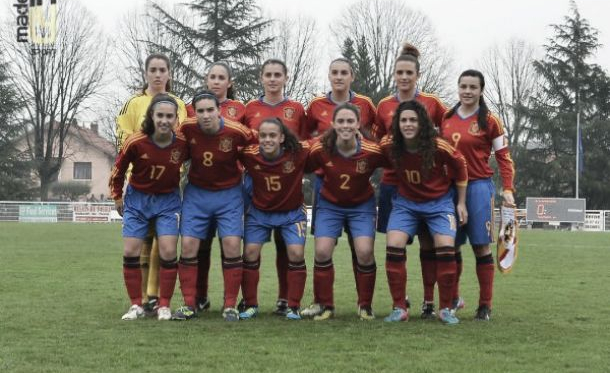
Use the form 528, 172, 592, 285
0, 50, 35, 200
261, 16, 319, 103
0, 1, 108, 201
146, 0, 274, 101
480, 39, 541, 205
341, 36, 379, 102
332, 0, 453, 104
526, 1, 610, 208
115, 3, 202, 99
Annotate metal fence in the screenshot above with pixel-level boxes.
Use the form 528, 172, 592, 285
1, 201, 608, 231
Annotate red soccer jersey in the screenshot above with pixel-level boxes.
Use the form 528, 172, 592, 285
109, 132, 188, 200
239, 143, 311, 212
306, 92, 376, 138
186, 99, 246, 123
180, 117, 255, 190
440, 111, 515, 192
244, 97, 308, 140
374, 92, 448, 185
380, 136, 468, 202
308, 139, 389, 207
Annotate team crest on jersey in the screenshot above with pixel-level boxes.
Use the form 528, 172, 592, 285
283, 107, 295, 120
282, 161, 295, 173
227, 106, 237, 118
218, 137, 233, 152
468, 121, 481, 135
356, 159, 368, 174
170, 149, 182, 164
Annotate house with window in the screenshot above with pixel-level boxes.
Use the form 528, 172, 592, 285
57, 123, 117, 201
15, 122, 117, 201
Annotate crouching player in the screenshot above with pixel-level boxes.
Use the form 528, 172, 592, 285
173, 91, 255, 321
110, 94, 188, 321
380, 100, 468, 324
238, 118, 312, 321
305, 103, 387, 320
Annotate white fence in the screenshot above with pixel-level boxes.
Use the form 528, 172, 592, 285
1, 201, 609, 232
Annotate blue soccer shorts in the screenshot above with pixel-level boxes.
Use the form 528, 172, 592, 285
387, 190, 457, 240
456, 178, 495, 246
181, 183, 244, 239
314, 196, 376, 239
244, 205, 307, 246
122, 185, 181, 239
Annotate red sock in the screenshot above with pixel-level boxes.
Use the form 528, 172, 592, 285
123, 256, 142, 305
435, 246, 457, 309
314, 259, 334, 308
385, 246, 407, 309
158, 257, 178, 307
196, 238, 213, 300
241, 258, 260, 306
356, 262, 376, 307
476, 254, 495, 308
420, 249, 436, 303
178, 256, 198, 308
453, 249, 463, 300
222, 256, 243, 308
274, 230, 289, 300
287, 260, 307, 309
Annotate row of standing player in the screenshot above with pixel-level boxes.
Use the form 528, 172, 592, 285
113, 42, 515, 322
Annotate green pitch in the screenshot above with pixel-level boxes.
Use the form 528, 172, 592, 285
1, 223, 609, 372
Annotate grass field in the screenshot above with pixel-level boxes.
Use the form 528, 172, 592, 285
1, 223, 609, 373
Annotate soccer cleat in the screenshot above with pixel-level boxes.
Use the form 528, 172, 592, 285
237, 298, 246, 313
286, 307, 302, 320
143, 297, 158, 317
238, 306, 259, 320
384, 307, 409, 322
358, 306, 375, 321
222, 307, 240, 321
420, 302, 437, 320
405, 297, 411, 309
196, 297, 211, 313
157, 306, 172, 321
452, 297, 465, 313
313, 307, 335, 321
439, 307, 460, 325
172, 305, 197, 321
121, 304, 144, 321
273, 299, 289, 316
300, 303, 322, 318
474, 305, 491, 321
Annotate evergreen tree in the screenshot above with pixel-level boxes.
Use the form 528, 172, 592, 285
0, 53, 35, 200
149, 0, 274, 101
524, 1, 610, 208
341, 37, 381, 104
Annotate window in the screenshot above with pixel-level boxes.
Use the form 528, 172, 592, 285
73, 162, 92, 180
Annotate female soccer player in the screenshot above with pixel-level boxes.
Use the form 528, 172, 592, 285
185, 61, 247, 313
306, 103, 387, 321
380, 100, 468, 324
186, 61, 246, 122
374, 43, 448, 319
301, 58, 377, 317
116, 53, 187, 314
110, 94, 188, 321
172, 91, 255, 321
243, 59, 308, 315
238, 118, 311, 321
440, 69, 515, 321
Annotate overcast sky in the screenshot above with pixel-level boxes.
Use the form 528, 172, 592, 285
80, 0, 610, 75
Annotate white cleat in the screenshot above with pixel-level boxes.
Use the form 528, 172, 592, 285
157, 306, 172, 321
121, 305, 144, 321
